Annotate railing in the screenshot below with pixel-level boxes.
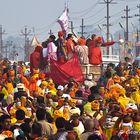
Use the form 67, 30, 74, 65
102, 55, 120, 63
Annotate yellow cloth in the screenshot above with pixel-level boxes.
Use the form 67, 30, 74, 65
49, 90, 56, 96
1, 87, 9, 99
84, 102, 92, 114
118, 97, 130, 109
130, 78, 136, 87
6, 83, 14, 94
63, 107, 70, 120
52, 122, 57, 134
53, 110, 63, 120
130, 90, 140, 105
22, 66, 26, 73
133, 121, 140, 131
103, 128, 113, 140
41, 81, 48, 87
32, 74, 39, 79
11, 118, 17, 124
134, 76, 140, 85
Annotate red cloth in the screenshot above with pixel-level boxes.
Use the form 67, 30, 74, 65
30, 46, 43, 74
101, 41, 115, 47
88, 40, 96, 58
66, 39, 74, 55
89, 47, 102, 65
49, 53, 84, 85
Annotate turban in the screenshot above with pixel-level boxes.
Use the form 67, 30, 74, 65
113, 75, 120, 83
39, 73, 46, 79
53, 110, 63, 120
95, 37, 102, 44
41, 81, 48, 87
78, 38, 86, 46
58, 31, 64, 37
1, 131, 13, 138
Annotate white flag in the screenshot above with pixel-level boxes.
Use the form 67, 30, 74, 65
58, 7, 68, 37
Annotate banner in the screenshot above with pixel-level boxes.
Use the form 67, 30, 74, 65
50, 54, 84, 85
58, 7, 69, 37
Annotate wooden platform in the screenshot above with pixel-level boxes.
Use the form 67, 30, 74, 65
81, 64, 102, 81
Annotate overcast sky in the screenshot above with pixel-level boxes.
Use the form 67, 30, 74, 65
0, 0, 140, 41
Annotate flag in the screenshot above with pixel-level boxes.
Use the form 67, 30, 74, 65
58, 6, 69, 37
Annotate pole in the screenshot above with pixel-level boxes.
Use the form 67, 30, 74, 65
106, 0, 110, 56
135, 4, 140, 41
70, 21, 74, 33
81, 18, 84, 37
101, 0, 116, 56
78, 19, 86, 37
0, 25, 6, 58
126, 6, 129, 42
122, 5, 131, 42
107, 1, 110, 42
21, 26, 31, 62
48, 30, 53, 35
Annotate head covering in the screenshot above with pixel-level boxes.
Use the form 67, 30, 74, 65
39, 73, 46, 79
78, 38, 86, 46
86, 74, 93, 80
130, 78, 136, 87
69, 99, 77, 104
53, 110, 63, 120
58, 31, 64, 37
126, 103, 138, 110
95, 37, 102, 44
41, 81, 48, 87
67, 33, 73, 39
57, 85, 64, 91
113, 75, 121, 83
17, 83, 25, 91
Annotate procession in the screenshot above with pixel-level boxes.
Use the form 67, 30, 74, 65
0, 0, 140, 140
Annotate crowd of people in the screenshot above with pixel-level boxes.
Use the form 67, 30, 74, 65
30, 32, 102, 75
0, 32, 139, 140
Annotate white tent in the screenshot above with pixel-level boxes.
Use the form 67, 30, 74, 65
31, 36, 40, 48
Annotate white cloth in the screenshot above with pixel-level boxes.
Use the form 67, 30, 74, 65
43, 48, 48, 58
84, 80, 97, 88
75, 45, 89, 64
62, 94, 71, 100
73, 121, 85, 136
70, 107, 81, 116
47, 42, 57, 60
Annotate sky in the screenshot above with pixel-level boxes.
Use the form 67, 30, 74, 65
0, 0, 140, 42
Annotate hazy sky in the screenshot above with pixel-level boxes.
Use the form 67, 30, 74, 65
0, 0, 140, 41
